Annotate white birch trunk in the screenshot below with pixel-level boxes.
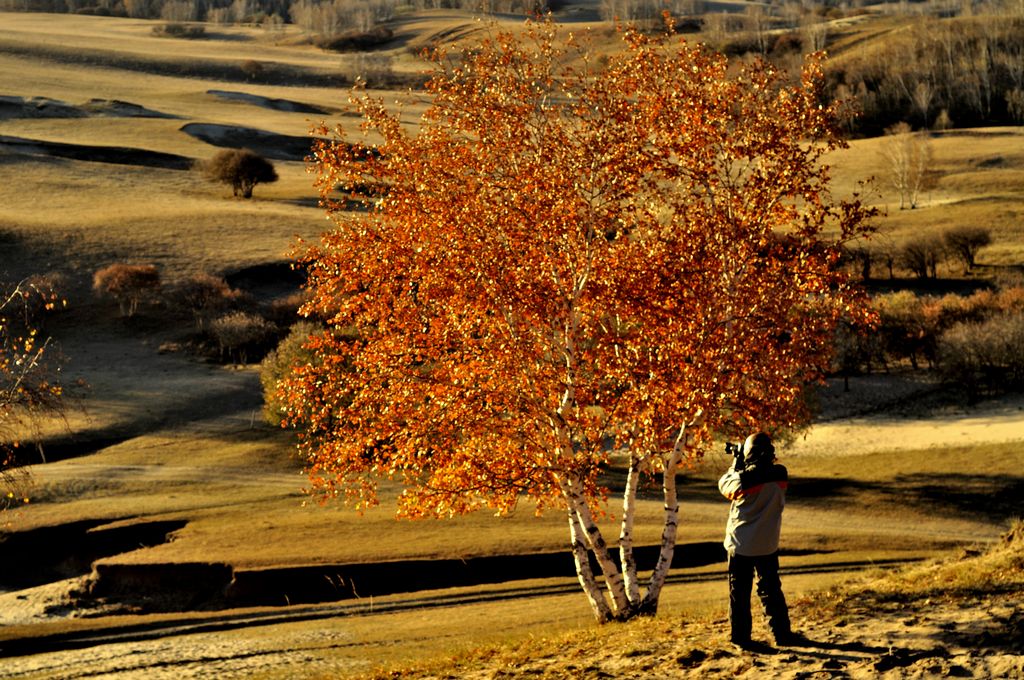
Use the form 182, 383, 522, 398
566, 502, 613, 622
643, 411, 704, 611
641, 442, 683, 613
567, 478, 631, 617
618, 456, 642, 607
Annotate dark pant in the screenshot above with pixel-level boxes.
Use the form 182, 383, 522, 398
728, 551, 791, 643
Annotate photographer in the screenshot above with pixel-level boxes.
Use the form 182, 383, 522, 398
719, 432, 798, 650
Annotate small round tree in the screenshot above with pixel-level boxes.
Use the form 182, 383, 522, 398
200, 148, 278, 199
92, 264, 161, 317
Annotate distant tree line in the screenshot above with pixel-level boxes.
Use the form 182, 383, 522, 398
843, 226, 995, 284
833, 284, 1024, 399
829, 14, 1024, 135
8, 0, 1024, 134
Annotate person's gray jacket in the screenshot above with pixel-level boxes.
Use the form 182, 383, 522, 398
719, 462, 788, 557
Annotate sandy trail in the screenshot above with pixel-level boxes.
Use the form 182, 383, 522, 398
790, 400, 1024, 457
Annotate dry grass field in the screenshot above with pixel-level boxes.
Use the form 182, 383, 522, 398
1, 7, 1023, 679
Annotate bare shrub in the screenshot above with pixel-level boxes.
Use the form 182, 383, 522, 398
2, 279, 68, 489
842, 244, 875, 281
259, 320, 320, 425
873, 291, 931, 369
92, 264, 161, 317
262, 291, 308, 328
937, 313, 1024, 397
172, 274, 245, 330
152, 22, 206, 38
340, 53, 394, 86
899, 235, 945, 279
210, 311, 277, 365
994, 285, 1024, 313
198, 149, 278, 199
240, 60, 264, 80
19, 272, 69, 326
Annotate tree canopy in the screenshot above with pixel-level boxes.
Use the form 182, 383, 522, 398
281, 18, 876, 622
200, 148, 278, 198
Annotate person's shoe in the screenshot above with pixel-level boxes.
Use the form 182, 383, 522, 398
774, 631, 814, 647
731, 639, 778, 654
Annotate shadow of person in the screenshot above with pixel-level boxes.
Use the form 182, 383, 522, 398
773, 632, 891, 664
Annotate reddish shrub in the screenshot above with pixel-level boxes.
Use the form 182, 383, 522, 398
92, 264, 160, 317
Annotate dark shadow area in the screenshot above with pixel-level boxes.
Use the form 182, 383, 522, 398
792, 473, 1024, 524
864, 277, 995, 297
205, 90, 331, 115
224, 261, 305, 290
768, 634, 900, 669
181, 123, 323, 162
0, 135, 193, 170
788, 476, 877, 501
21, 375, 265, 467
23, 431, 134, 465
282, 197, 321, 209
0, 95, 179, 120
75, 541, 745, 611
88, 543, 840, 613
896, 474, 1024, 523
0, 519, 187, 590
938, 608, 1024, 656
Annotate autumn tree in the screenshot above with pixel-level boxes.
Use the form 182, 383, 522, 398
1, 280, 65, 509
282, 19, 875, 623
199, 148, 278, 199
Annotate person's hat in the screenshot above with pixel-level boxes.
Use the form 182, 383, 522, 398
743, 432, 775, 465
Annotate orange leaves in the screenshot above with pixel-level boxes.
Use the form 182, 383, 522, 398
284, 17, 874, 521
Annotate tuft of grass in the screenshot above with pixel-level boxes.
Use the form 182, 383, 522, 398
799, 517, 1024, 621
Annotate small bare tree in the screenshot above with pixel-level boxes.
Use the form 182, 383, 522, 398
900, 235, 945, 279
943, 225, 993, 272
801, 16, 828, 52
912, 80, 934, 128
882, 122, 934, 210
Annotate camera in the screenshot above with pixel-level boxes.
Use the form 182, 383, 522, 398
725, 441, 745, 470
